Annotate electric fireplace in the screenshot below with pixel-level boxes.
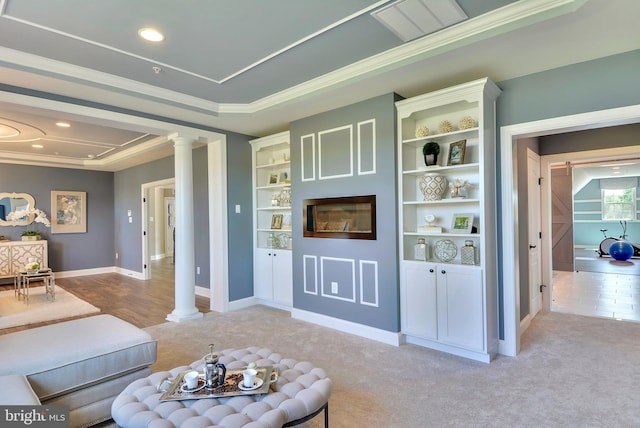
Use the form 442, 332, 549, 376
303, 195, 376, 240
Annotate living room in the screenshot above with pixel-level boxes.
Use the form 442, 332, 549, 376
1, 1, 639, 426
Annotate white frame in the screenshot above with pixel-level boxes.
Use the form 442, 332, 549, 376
451, 213, 473, 233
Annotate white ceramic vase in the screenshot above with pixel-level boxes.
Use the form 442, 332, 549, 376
420, 173, 447, 201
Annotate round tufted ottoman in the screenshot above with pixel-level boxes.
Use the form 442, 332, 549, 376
111, 347, 332, 428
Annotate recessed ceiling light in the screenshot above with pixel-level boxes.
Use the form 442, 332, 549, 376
32, 144, 44, 149
138, 27, 165, 42
56, 122, 71, 128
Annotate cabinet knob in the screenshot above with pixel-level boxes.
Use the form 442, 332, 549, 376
429, 269, 434, 273
441, 270, 446, 274
268, 253, 272, 256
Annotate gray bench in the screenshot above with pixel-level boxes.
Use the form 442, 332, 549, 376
0, 315, 157, 428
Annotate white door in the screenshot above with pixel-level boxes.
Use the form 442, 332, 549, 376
165, 197, 175, 260
527, 149, 542, 317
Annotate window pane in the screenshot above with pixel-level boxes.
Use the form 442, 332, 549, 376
602, 188, 636, 220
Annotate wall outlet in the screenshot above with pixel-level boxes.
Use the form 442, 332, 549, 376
197, 266, 200, 275
331, 281, 338, 294
115, 252, 119, 260
235, 204, 241, 213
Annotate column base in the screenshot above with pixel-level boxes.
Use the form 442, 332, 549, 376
166, 310, 204, 323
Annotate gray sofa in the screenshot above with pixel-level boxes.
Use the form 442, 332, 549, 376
0, 314, 157, 428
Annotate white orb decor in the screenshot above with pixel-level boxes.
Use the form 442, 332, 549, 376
415, 126, 429, 138
459, 116, 477, 129
438, 120, 454, 134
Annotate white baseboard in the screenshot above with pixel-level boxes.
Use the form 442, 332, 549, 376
195, 285, 209, 298
54, 266, 119, 278
226, 297, 258, 312
291, 308, 401, 346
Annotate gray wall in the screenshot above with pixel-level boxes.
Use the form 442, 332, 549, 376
290, 93, 400, 332
226, 132, 254, 301
0, 163, 114, 271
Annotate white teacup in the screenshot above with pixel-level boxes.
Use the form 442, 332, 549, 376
242, 368, 257, 387
184, 371, 199, 389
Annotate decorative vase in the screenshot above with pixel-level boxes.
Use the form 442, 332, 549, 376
419, 174, 447, 201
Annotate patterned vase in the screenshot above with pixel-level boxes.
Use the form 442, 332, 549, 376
419, 174, 447, 201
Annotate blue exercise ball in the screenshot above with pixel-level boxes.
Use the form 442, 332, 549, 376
609, 240, 634, 261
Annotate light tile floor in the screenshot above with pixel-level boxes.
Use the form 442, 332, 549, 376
552, 270, 640, 322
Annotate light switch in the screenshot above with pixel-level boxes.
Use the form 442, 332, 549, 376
128, 217, 132, 223
235, 204, 241, 213
127, 209, 132, 216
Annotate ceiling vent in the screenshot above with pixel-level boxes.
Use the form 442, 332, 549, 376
372, 0, 467, 42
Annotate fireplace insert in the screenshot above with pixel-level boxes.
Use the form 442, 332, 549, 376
303, 195, 376, 240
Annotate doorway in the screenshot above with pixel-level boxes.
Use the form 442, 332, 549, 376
142, 178, 175, 281
500, 104, 640, 357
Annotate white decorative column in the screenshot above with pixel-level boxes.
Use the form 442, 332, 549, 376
167, 134, 203, 322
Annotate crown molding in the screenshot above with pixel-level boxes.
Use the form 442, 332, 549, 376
0, 0, 584, 119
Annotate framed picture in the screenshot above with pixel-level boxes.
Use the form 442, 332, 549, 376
451, 213, 473, 234
447, 140, 467, 166
268, 173, 279, 185
271, 214, 283, 230
51, 190, 87, 234
279, 170, 290, 184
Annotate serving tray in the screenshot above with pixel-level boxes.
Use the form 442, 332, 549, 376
159, 366, 273, 401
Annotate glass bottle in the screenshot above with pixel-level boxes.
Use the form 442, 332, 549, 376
461, 240, 478, 265
414, 238, 427, 261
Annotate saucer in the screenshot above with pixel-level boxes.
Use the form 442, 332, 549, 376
181, 379, 205, 393
238, 378, 263, 391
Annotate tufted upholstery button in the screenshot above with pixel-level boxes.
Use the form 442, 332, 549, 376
112, 347, 332, 428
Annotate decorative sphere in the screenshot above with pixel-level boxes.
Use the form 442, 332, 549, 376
609, 241, 634, 261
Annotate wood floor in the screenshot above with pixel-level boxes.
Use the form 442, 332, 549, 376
0, 258, 210, 335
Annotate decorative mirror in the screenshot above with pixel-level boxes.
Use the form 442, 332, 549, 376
0, 192, 36, 226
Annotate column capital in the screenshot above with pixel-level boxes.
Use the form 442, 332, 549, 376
168, 132, 199, 146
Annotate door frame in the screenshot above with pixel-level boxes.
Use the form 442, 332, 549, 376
499, 104, 640, 357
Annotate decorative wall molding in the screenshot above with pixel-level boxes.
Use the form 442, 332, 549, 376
359, 260, 379, 307
320, 256, 355, 302
318, 125, 353, 180
301, 134, 316, 182
357, 119, 376, 175
303, 255, 318, 295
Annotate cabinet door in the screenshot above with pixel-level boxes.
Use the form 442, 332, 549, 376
0, 245, 10, 277
437, 265, 484, 351
254, 248, 274, 301
401, 262, 438, 340
272, 250, 292, 306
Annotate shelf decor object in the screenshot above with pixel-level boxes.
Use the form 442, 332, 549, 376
396, 77, 501, 363
419, 173, 447, 201
422, 141, 440, 166
447, 140, 466, 166
415, 126, 430, 137
451, 213, 474, 234
458, 116, 477, 130
438, 120, 454, 134
434, 239, 457, 262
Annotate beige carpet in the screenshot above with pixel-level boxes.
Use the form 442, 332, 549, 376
143, 305, 640, 428
0, 285, 100, 330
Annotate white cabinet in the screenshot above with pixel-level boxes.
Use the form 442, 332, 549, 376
402, 261, 483, 351
250, 131, 292, 309
254, 248, 292, 307
396, 78, 500, 362
0, 240, 49, 278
